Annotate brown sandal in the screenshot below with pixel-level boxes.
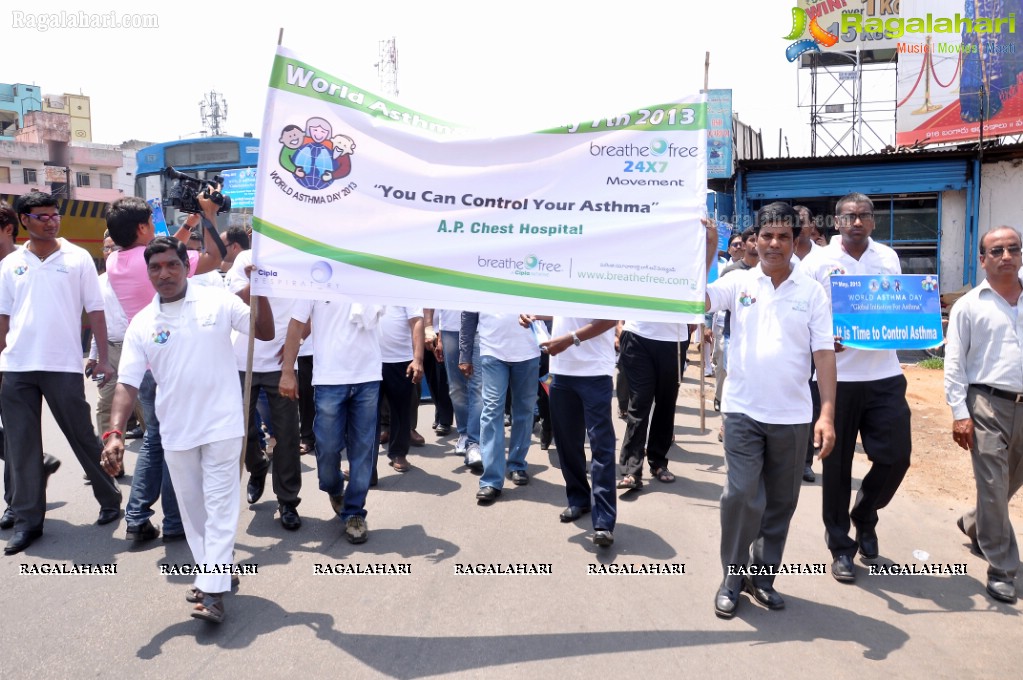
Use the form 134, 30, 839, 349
616, 474, 643, 490
185, 574, 239, 602
191, 593, 225, 623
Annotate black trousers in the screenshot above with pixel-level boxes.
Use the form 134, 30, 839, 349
1, 371, 121, 531
240, 371, 301, 505
423, 349, 453, 428
378, 361, 413, 459
618, 331, 687, 477
822, 374, 912, 557
297, 355, 315, 445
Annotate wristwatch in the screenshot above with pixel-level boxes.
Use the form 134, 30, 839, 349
571, 332, 581, 346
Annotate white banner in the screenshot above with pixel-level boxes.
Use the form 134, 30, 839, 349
252, 47, 709, 321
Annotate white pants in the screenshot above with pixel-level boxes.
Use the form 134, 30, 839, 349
164, 437, 242, 594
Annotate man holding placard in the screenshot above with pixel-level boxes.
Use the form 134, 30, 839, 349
798, 193, 912, 584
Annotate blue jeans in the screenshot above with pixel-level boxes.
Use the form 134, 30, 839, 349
441, 330, 482, 444
479, 354, 539, 489
125, 371, 183, 534
313, 381, 379, 520
550, 374, 617, 532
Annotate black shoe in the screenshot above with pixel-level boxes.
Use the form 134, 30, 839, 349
97, 507, 121, 525
434, 424, 452, 436
986, 579, 1018, 604
0, 506, 14, 530
802, 466, 815, 483
476, 486, 501, 504
957, 517, 983, 557
279, 503, 301, 531
508, 470, 529, 486
4, 529, 42, 555
162, 531, 187, 543
247, 465, 269, 504
714, 584, 739, 619
593, 530, 614, 547
713, 398, 721, 412
126, 520, 160, 542
857, 527, 879, 560
744, 578, 785, 610
124, 426, 144, 440
43, 455, 61, 479
832, 555, 856, 583
540, 433, 552, 450
559, 506, 591, 523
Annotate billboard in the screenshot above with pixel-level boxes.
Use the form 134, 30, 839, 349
789, 0, 900, 64
705, 89, 733, 179
896, 0, 1023, 146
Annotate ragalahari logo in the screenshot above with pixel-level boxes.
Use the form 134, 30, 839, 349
783, 5, 839, 62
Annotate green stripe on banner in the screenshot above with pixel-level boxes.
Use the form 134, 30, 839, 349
538, 103, 708, 134
254, 217, 703, 313
269, 55, 464, 133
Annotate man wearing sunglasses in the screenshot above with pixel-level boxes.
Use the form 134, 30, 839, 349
798, 192, 912, 584
0, 192, 122, 555
944, 226, 1023, 604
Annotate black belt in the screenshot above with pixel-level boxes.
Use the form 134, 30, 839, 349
972, 384, 1023, 403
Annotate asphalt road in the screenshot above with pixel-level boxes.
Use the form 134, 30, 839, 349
0, 374, 1018, 679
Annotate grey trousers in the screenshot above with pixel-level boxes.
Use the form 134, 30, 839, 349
720, 412, 810, 589
961, 387, 1023, 583
1, 371, 121, 531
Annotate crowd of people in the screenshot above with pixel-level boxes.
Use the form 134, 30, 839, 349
0, 189, 1018, 625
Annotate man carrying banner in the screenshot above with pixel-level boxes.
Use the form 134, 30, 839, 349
705, 203, 837, 619
798, 192, 912, 584
944, 226, 1023, 604
102, 236, 274, 623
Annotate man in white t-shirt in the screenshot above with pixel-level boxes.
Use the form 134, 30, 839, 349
460, 313, 539, 503
280, 300, 383, 544
798, 192, 913, 584
102, 236, 274, 623
705, 203, 837, 619
226, 247, 303, 531
0, 192, 122, 556
528, 316, 618, 546
378, 307, 424, 473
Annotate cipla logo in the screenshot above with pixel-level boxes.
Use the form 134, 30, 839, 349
783, 5, 839, 62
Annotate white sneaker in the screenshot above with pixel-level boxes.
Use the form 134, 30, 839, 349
465, 442, 483, 471
454, 434, 469, 455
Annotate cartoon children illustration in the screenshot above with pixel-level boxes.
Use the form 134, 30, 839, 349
278, 124, 305, 174
286, 117, 356, 190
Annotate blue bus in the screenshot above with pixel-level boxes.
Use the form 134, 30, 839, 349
134, 135, 260, 228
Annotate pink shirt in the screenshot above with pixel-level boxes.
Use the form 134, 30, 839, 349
106, 247, 199, 322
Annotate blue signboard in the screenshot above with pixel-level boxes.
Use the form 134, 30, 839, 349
147, 197, 170, 237
830, 274, 943, 350
705, 89, 733, 179
220, 167, 257, 209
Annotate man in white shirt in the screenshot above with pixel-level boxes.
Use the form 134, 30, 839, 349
793, 205, 822, 484
377, 307, 424, 473
459, 313, 539, 503
102, 236, 274, 623
529, 316, 618, 546
798, 192, 913, 584
280, 300, 383, 544
705, 203, 837, 619
944, 226, 1023, 604
0, 201, 61, 532
226, 247, 303, 531
0, 192, 122, 556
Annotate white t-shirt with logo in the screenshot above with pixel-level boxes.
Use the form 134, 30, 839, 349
477, 313, 541, 363
119, 283, 250, 451
0, 239, 104, 373
707, 265, 834, 424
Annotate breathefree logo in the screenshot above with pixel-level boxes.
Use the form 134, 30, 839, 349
783, 5, 839, 62
477, 254, 564, 277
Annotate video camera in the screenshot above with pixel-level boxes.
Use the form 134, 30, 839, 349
163, 167, 232, 215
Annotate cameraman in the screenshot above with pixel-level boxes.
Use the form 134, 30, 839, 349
104, 193, 224, 544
